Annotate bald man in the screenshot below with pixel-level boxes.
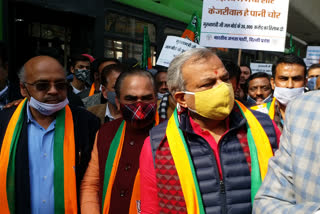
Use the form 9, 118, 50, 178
0, 56, 100, 213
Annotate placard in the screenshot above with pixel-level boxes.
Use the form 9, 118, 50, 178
156, 36, 203, 67
200, 0, 290, 52
250, 63, 272, 75
305, 46, 320, 67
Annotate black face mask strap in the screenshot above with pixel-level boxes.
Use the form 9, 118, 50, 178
23, 83, 32, 97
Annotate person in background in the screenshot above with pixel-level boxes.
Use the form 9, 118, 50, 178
0, 44, 22, 110
222, 59, 241, 94
0, 56, 100, 213
155, 67, 177, 120
140, 48, 280, 214
240, 64, 252, 85
70, 54, 91, 99
268, 54, 307, 132
155, 69, 169, 100
306, 64, 320, 91
246, 72, 273, 107
236, 64, 252, 100
83, 58, 121, 105
80, 69, 159, 214
86, 64, 124, 124
89, 58, 120, 94
316, 76, 320, 90
307, 64, 320, 79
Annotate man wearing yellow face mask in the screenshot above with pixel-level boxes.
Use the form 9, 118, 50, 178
139, 48, 281, 214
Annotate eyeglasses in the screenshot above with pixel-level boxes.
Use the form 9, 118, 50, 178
23, 81, 68, 91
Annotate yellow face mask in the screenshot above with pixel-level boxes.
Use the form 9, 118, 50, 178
184, 82, 234, 120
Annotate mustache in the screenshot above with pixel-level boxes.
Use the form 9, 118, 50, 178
255, 95, 267, 100
42, 96, 62, 102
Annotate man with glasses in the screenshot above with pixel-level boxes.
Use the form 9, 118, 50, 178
0, 55, 100, 213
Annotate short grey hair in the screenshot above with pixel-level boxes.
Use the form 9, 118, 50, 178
167, 48, 216, 95
18, 66, 25, 82
17, 61, 67, 83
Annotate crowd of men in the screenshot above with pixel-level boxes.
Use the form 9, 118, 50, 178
1, 43, 320, 214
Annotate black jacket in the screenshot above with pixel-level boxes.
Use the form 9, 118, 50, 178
0, 104, 100, 214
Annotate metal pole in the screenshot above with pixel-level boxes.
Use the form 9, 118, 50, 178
237, 49, 242, 66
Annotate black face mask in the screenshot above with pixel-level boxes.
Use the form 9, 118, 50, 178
74, 69, 90, 84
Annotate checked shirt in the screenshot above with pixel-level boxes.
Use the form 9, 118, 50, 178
253, 91, 320, 214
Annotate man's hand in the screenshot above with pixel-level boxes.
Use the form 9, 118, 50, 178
3, 99, 23, 108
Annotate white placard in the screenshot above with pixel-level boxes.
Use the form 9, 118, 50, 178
306, 46, 320, 60
200, 0, 289, 52
156, 36, 203, 67
250, 63, 272, 75
305, 46, 320, 67
304, 58, 320, 69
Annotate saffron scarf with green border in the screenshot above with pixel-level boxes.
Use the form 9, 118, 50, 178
166, 109, 205, 214
235, 100, 274, 201
0, 98, 77, 214
165, 103, 274, 210
250, 98, 276, 120
102, 113, 160, 214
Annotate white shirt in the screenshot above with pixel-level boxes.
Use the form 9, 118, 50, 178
71, 84, 81, 94
105, 103, 115, 121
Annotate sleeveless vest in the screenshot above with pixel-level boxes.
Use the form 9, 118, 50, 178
97, 119, 149, 213
150, 109, 278, 214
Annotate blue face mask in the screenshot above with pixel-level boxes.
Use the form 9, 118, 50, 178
307, 77, 317, 91
107, 91, 117, 106
29, 97, 69, 116
263, 94, 273, 103
246, 95, 257, 106
247, 94, 273, 105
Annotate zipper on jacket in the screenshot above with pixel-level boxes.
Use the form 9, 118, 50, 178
197, 132, 228, 213
218, 122, 249, 212
220, 180, 225, 194
219, 163, 227, 213
218, 132, 230, 214
220, 179, 227, 213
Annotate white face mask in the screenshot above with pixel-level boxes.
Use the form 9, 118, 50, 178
29, 97, 69, 116
273, 86, 304, 106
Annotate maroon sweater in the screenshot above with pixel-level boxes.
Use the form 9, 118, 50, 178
97, 118, 152, 213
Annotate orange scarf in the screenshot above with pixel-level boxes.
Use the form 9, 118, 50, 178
102, 113, 159, 214
0, 98, 77, 213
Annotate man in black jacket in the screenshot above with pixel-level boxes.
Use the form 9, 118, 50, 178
0, 55, 100, 214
